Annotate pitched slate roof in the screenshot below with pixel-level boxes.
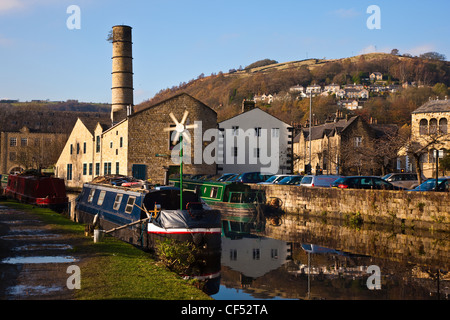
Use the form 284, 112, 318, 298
412, 99, 450, 114
294, 116, 359, 142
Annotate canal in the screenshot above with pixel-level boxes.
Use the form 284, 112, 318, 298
207, 214, 449, 300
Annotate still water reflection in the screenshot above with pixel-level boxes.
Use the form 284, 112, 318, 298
207, 215, 449, 300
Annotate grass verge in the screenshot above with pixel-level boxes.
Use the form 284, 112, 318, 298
1, 200, 212, 300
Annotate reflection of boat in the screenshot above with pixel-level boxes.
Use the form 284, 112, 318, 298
75, 183, 221, 250
301, 244, 345, 255
170, 178, 265, 220
5, 174, 68, 211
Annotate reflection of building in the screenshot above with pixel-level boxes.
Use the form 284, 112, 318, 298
410, 99, 450, 178
221, 236, 291, 279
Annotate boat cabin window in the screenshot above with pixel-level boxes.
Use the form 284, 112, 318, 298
88, 189, 95, 203
210, 187, 219, 198
125, 196, 136, 214
113, 194, 123, 210
97, 191, 106, 205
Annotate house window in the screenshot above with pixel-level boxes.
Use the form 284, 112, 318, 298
21, 138, 27, 147
116, 162, 120, 174
95, 163, 100, 176
429, 118, 438, 135
10, 138, 17, 147
113, 194, 123, 210
271, 128, 279, 138
439, 118, 448, 134
67, 164, 73, 181
83, 163, 87, 176
354, 136, 362, 147
110, 141, 113, 148
120, 137, 123, 148
97, 191, 106, 205
125, 196, 135, 214
96, 136, 100, 153
70, 144, 73, 155
232, 126, 239, 136
76, 143, 80, 154
255, 127, 262, 137
89, 163, 93, 176
104, 162, 112, 175
419, 119, 428, 135
83, 142, 86, 154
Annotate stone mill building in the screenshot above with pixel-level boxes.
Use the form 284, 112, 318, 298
55, 25, 217, 188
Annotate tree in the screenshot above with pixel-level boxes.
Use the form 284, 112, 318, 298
420, 51, 446, 61
390, 49, 399, 56
440, 153, 450, 175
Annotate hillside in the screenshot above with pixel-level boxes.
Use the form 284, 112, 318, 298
136, 53, 450, 126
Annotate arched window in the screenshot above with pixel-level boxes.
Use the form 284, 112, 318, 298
419, 119, 428, 135
439, 118, 448, 134
429, 118, 438, 134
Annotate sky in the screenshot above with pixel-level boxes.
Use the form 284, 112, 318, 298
0, 0, 449, 105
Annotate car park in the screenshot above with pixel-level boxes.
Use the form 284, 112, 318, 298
234, 172, 273, 183
277, 175, 303, 185
408, 177, 450, 192
381, 173, 422, 189
258, 174, 292, 184
216, 173, 237, 182
300, 175, 342, 188
331, 176, 403, 190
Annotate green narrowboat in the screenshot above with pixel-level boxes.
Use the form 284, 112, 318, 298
169, 178, 265, 222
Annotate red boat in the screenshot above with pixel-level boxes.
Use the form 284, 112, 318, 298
5, 174, 69, 211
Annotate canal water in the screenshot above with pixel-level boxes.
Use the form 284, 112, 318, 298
206, 215, 449, 300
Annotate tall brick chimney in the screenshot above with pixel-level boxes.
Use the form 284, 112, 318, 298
111, 25, 133, 125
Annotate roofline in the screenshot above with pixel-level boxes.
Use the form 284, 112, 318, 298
131, 92, 217, 118
219, 107, 292, 127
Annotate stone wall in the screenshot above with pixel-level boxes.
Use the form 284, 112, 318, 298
127, 93, 217, 184
250, 184, 450, 232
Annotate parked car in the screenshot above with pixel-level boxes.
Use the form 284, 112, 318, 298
216, 173, 237, 182
258, 174, 292, 184
408, 177, 450, 192
277, 175, 303, 185
300, 175, 342, 188
381, 172, 422, 189
331, 176, 404, 190
234, 172, 273, 183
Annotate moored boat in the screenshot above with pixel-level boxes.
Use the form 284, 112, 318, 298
169, 178, 266, 223
75, 182, 221, 250
4, 173, 68, 211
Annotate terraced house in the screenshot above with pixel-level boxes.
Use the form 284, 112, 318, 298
409, 99, 450, 178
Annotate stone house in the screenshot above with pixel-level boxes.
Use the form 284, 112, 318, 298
0, 109, 109, 175
408, 99, 450, 178
294, 115, 395, 175
370, 72, 383, 81
55, 93, 218, 188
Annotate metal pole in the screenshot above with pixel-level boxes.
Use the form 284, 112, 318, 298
180, 135, 183, 210
309, 91, 312, 172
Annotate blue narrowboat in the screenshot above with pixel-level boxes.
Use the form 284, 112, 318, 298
75, 183, 221, 250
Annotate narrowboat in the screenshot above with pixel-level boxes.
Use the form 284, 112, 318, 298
4, 174, 69, 211
75, 182, 221, 250
169, 178, 266, 223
